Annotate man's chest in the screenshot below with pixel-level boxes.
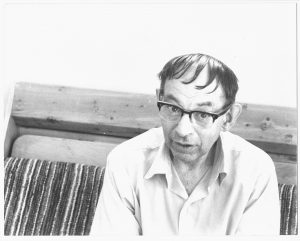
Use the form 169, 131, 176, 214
137, 177, 249, 235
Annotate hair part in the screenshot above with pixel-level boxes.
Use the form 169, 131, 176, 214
158, 53, 239, 107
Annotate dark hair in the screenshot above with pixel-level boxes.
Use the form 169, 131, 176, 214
158, 53, 239, 106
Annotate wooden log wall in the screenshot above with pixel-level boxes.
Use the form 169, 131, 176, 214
11, 82, 297, 153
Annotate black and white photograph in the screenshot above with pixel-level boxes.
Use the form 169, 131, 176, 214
2, 0, 298, 237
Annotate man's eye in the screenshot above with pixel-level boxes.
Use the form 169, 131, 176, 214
195, 112, 210, 119
167, 105, 180, 113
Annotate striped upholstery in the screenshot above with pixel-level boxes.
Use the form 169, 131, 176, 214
4, 157, 298, 235
279, 184, 298, 235
4, 157, 105, 235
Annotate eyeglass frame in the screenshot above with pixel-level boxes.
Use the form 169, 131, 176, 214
156, 100, 232, 124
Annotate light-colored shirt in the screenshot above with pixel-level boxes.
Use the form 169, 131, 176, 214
91, 127, 280, 235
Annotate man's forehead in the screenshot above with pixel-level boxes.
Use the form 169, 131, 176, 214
164, 83, 221, 99
164, 91, 214, 108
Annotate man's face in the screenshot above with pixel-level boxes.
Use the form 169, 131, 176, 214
160, 66, 228, 165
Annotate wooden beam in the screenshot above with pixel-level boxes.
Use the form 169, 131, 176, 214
11, 82, 297, 156
269, 153, 297, 184
18, 126, 127, 144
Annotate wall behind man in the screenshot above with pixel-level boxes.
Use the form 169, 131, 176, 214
3, 1, 297, 115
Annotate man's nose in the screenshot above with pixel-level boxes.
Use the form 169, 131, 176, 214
174, 113, 194, 137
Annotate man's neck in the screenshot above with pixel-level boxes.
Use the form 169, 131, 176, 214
171, 146, 216, 196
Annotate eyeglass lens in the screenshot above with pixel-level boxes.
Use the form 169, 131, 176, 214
159, 103, 214, 127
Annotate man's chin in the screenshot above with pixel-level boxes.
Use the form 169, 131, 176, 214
170, 150, 199, 164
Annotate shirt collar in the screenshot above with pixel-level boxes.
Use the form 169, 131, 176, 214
144, 142, 189, 199
144, 142, 172, 180
144, 132, 229, 185
217, 132, 230, 184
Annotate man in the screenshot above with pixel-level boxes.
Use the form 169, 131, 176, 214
91, 53, 280, 235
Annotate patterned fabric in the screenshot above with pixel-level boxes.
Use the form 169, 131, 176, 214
4, 157, 105, 235
278, 183, 298, 235
4, 157, 298, 235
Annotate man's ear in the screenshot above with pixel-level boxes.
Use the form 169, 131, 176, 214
222, 103, 242, 131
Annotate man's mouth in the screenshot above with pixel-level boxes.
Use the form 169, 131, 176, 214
172, 141, 195, 150
176, 142, 192, 147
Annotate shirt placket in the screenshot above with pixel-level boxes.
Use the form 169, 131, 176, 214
178, 183, 211, 234
178, 200, 192, 234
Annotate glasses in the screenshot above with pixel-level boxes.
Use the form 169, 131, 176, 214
157, 101, 231, 128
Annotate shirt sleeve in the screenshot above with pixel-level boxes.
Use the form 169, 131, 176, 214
90, 152, 141, 235
236, 156, 280, 235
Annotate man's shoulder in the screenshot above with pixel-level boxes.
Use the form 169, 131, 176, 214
106, 127, 164, 171
221, 131, 274, 170
221, 131, 269, 156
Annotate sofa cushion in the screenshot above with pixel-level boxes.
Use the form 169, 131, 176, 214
4, 157, 105, 235
279, 183, 298, 235
4, 157, 298, 235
